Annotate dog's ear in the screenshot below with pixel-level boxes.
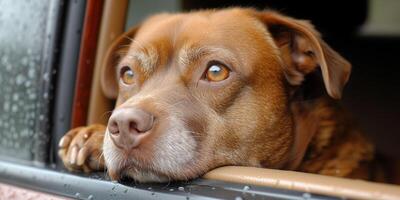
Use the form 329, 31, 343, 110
101, 26, 140, 99
257, 11, 351, 99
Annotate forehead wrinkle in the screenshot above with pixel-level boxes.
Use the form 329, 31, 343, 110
125, 44, 158, 75
178, 45, 235, 68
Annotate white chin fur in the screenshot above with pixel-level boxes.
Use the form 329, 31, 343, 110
103, 116, 197, 182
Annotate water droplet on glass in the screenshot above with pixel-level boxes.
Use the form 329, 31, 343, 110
21, 57, 28, 66
303, 193, 312, 199
88, 195, 94, 200
148, 187, 152, 190
178, 186, 185, 191
12, 94, 18, 101
5, 64, 12, 71
75, 193, 80, 198
169, 188, 174, 192
28, 68, 35, 78
3, 102, 10, 111
43, 72, 49, 81
243, 185, 250, 191
11, 105, 18, 112
16, 74, 25, 85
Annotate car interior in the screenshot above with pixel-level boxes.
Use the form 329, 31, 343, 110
0, 0, 399, 199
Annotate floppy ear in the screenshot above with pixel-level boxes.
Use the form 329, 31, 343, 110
101, 26, 140, 99
257, 11, 351, 99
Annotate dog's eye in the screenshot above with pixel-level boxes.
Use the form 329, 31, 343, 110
204, 62, 230, 82
120, 66, 135, 85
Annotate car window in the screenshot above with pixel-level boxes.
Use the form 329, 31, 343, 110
0, 0, 61, 163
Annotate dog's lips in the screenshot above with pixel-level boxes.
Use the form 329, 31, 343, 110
104, 131, 171, 182
106, 154, 174, 182
103, 113, 202, 182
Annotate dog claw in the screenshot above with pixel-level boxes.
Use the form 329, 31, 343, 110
70, 145, 78, 165
77, 147, 89, 166
58, 136, 71, 148
58, 124, 106, 172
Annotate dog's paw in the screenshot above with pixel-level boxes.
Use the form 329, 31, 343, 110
58, 124, 106, 173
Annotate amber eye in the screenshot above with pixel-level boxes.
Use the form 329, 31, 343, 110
120, 66, 135, 85
204, 61, 230, 82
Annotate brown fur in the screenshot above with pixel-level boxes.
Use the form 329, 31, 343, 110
58, 8, 373, 182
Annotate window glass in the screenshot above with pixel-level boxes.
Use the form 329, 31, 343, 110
0, 0, 60, 163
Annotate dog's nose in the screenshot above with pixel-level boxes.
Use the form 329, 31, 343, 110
107, 108, 154, 150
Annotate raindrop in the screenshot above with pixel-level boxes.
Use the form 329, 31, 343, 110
16, 74, 25, 85
243, 185, 250, 191
1, 55, 8, 65
28, 68, 35, 78
12, 94, 18, 101
147, 187, 152, 190
88, 195, 94, 200
5, 64, 12, 71
11, 105, 18, 112
43, 72, 49, 81
21, 57, 28, 65
3, 102, 10, 111
169, 188, 174, 192
75, 193, 80, 198
303, 193, 311, 199
178, 186, 185, 191
50, 163, 56, 169
28, 93, 36, 100
211, 187, 216, 190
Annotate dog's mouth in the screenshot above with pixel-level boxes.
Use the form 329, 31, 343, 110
106, 152, 203, 183
103, 122, 204, 183
108, 159, 170, 182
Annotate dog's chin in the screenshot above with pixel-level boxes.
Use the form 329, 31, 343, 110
103, 122, 203, 183
109, 161, 204, 183
120, 166, 171, 183
106, 156, 202, 183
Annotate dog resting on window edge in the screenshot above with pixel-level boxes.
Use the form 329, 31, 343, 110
58, 8, 374, 182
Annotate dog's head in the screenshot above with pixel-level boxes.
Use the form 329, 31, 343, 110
101, 8, 351, 182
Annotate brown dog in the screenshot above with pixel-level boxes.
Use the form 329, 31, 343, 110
58, 8, 373, 182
